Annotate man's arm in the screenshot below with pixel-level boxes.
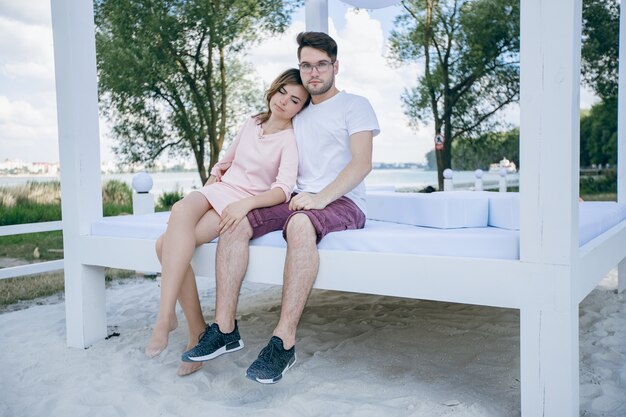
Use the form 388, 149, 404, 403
289, 130, 373, 211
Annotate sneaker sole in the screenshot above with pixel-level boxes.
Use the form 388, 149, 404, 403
247, 353, 297, 384
183, 339, 244, 362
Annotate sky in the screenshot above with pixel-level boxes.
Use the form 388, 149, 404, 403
0, 1, 598, 165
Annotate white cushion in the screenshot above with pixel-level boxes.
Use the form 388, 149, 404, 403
487, 192, 520, 230
366, 191, 489, 229
579, 202, 626, 245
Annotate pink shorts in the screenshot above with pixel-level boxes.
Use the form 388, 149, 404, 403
246, 195, 366, 243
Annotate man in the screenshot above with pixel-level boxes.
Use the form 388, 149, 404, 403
182, 31, 380, 383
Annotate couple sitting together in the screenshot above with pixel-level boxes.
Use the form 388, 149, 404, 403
144, 31, 380, 383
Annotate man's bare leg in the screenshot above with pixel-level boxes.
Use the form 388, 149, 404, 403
272, 213, 319, 349
213, 218, 253, 333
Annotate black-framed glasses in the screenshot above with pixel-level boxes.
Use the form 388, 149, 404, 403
299, 61, 335, 74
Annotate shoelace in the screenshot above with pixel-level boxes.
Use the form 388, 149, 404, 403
197, 324, 217, 343
258, 339, 282, 366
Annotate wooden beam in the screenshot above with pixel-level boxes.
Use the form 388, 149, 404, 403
50, 0, 106, 348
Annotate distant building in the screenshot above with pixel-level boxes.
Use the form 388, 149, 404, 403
0, 159, 59, 175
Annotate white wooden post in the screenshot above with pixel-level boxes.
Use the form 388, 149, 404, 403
305, 0, 329, 33
617, 0, 626, 292
51, 0, 107, 348
498, 168, 508, 192
520, 275, 579, 417
443, 168, 453, 191
474, 169, 483, 191
519, 0, 582, 415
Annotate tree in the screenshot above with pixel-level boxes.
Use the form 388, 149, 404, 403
389, 0, 519, 189
580, 98, 617, 168
581, 0, 619, 101
451, 128, 518, 171
579, 0, 619, 170
95, 0, 301, 183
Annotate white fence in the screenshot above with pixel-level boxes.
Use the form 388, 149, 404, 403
443, 168, 519, 192
0, 221, 64, 280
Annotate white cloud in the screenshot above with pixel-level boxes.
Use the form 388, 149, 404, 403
0, 1, 60, 163
0, 16, 54, 64
0, 0, 52, 26
0, 96, 59, 162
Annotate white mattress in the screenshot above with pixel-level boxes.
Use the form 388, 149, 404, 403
89, 201, 626, 261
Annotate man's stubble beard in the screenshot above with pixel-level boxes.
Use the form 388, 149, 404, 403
306, 75, 334, 97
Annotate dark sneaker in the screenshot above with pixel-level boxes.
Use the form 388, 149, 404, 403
181, 322, 244, 362
246, 336, 296, 384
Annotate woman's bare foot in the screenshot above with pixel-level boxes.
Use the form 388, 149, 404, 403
177, 361, 203, 376
177, 340, 204, 376
145, 314, 179, 358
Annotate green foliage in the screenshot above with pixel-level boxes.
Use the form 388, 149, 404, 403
102, 180, 132, 206
580, 171, 617, 195
0, 180, 145, 224
94, 0, 301, 184
0, 181, 61, 206
158, 188, 184, 210
389, 0, 519, 188
0, 204, 62, 226
425, 149, 437, 170
580, 97, 617, 168
452, 128, 519, 170
582, 0, 619, 100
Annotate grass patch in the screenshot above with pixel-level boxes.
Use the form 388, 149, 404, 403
0, 268, 139, 309
581, 193, 617, 201
0, 231, 64, 261
0, 272, 65, 307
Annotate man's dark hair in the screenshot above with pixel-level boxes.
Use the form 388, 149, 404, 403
296, 32, 338, 61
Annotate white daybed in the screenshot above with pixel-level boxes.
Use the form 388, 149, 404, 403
50, 1, 626, 416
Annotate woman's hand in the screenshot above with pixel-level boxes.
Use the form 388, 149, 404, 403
207, 162, 232, 185
219, 199, 254, 234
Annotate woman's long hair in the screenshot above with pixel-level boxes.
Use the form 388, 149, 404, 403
256, 68, 310, 125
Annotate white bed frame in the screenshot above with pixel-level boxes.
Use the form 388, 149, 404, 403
50, 1, 626, 416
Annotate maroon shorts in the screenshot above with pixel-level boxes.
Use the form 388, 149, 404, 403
246, 195, 366, 243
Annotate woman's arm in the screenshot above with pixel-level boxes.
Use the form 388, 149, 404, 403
218, 188, 286, 234
219, 137, 298, 234
209, 119, 249, 181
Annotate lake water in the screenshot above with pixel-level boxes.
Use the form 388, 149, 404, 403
0, 169, 516, 194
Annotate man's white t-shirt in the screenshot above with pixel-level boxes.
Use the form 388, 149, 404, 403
293, 91, 380, 215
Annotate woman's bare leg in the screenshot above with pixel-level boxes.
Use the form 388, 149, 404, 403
177, 208, 223, 376
145, 192, 217, 358
175, 264, 206, 376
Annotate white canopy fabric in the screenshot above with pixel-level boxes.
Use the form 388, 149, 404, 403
340, 0, 402, 8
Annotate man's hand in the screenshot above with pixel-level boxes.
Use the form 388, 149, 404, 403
288, 192, 329, 211
219, 199, 253, 234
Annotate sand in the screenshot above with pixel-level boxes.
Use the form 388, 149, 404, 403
0, 270, 625, 417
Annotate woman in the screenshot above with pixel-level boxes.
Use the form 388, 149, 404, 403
145, 68, 310, 376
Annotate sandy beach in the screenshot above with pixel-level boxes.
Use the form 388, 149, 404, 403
1, 270, 625, 417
